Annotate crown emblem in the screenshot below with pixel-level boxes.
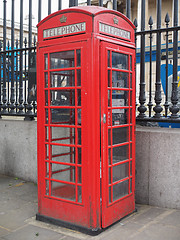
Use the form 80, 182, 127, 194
113, 17, 119, 25
60, 15, 67, 23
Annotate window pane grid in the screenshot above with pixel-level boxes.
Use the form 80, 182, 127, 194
44, 50, 82, 203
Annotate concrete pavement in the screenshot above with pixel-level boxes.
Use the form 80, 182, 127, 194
0, 174, 180, 240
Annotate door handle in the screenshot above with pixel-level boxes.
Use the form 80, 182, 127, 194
103, 114, 106, 123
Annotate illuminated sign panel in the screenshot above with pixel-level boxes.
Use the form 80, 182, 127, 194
43, 22, 86, 38
99, 22, 130, 40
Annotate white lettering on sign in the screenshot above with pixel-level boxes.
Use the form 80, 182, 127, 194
43, 22, 86, 38
99, 22, 130, 40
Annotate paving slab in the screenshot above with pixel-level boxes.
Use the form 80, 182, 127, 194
0, 174, 180, 240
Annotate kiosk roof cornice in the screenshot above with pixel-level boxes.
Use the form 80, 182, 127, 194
37, 6, 135, 29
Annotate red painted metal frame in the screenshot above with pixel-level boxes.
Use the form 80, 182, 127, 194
37, 6, 135, 231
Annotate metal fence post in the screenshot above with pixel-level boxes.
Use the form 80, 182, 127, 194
153, 0, 163, 118
137, 0, 147, 119
170, 0, 179, 118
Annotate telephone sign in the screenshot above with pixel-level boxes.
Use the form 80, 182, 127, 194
36, 6, 136, 233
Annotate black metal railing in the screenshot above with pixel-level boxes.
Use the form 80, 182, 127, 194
136, 0, 180, 123
1, 0, 180, 122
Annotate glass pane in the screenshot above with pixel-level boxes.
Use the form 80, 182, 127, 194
50, 51, 74, 69
113, 180, 129, 201
108, 148, 111, 165
77, 148, 81, 164
77, 128, 81, 145
45, 91, 48, 106
108, 70, 111, 87
130, 55, 132, 71
112, 145, 129, 163
51, 163, 75, 183
45, 127, 48, 142
108, 129, 111, 146
77, 69, 81, 86
50, 90, 75, 106
51, 127, 75, 144
45, 72, 48, 87
130, 143, 132, 159
45, 109, 48, 123
108, 90, 111, 107
108, 50, 110, 67
51, 181, 76, 201
130, 161, 132, 176
45, 162, 49, 177
109, 167, 112, 184
112, 109, 128, 125
76, 49, 81, 67
51, 145, 75, 163
77, 89, 81, 106
78, 186, 82, 203
46, 180, 49, 195
112, 52, 128, 70
130, 178, 132, 193
51, 108, 75, 125
112, 71, 128, 88
109, 186, 112, 203
130, 73, 132, 88
77, 109, 81, 125
44, 54, 48, 70
50, 71, 75, 87
45, 144, 49, 159
78, 167, 82, 183
112, 91, 129, 107
130, 126, 132, 141
113, 162, 129, 182
112, 127, 129, 145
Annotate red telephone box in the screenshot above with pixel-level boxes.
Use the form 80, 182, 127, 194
36, 6, 136, 233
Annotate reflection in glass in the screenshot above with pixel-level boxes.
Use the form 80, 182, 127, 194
45, 109, 48, 124
113, 180, 129, 201
51, 163, 75, 182
45, 73, 48, 87
50, 51, 74, 69
130, 73, 132, 88
108, 70, 111, 87
78, 167, 82, 183
108, 148, 111, 165
46, 180, 49, 195
112, 91, 129, 107
112, 127, 129, 145
51, 127, 75, 144
109, 186, 112, 203
109, 167, 112, 184
77, 69, 81, 86
112, 52, 128, 70
51, 108, 75, 125
113, 162, 129, 182
76, 49, 81, 67
77, 109, 81, 125
78, 186, 82, 203
44, 54, 48, 70
77, 89, 81, 106
45, 91, 48, 106
45, 144, 49, 159
130, 55, 132, 71
108, 129, 111, 146
51, 145, 75, 163
108, 50, 110, 67
112, 144, 129, 163
51, 181, 76, 201
112, 71, 128, 88
112, 109, 128, 125
77, 128, 81, 145
50, 71, 75, 87
50, 90, 75, 106
77, 148, 81, 164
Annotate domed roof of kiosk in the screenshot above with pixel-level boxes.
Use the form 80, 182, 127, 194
37, 6, 135, 29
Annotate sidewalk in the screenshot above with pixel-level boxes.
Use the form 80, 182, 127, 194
0, 174, 180, 240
